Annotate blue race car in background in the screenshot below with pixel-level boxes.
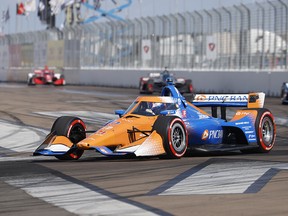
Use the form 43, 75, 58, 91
34, 81, 276, 160
281, 82, 288, 104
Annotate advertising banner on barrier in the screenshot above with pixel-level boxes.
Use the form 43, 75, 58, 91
206, 35, 217, 61
21, 43, 34, 67
64, 40, 80, 68
47, 40, 64, 67
142, 39, 151, 61
0, 45, 9, 81
34, 41, 47, 67
9, 44, 21, 67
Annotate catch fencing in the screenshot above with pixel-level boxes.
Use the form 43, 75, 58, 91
0, 0, 288, 75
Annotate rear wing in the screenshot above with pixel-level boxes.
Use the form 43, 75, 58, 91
191, 92, 265, 119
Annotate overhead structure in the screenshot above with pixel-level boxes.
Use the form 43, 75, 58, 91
81, 0, 133, 23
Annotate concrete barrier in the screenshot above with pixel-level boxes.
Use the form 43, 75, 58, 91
1, 67, 287, 97
63, 68, 287, 96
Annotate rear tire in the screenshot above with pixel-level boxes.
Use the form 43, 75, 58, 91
185, 80, 193, 93
51, 116, 86, 160
146, 79, 154, 94
241, 108, 276, 153
255, 108, 276, 153
281, 89, 287, 104
153, 116, 188, 159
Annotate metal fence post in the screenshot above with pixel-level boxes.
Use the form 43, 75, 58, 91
279, 0, 288, 69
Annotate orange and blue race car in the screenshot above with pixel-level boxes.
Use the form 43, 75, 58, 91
27, 66, 65, 86
33, 81, 276, 160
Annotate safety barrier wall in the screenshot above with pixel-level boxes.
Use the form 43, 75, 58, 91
63, 69, 286, 97
2, 67, 284, 97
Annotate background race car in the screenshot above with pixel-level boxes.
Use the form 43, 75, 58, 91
34, 82, 276, 160
27, 66, 65, 86
280, 82, 288, 104
139, 69, 193, 94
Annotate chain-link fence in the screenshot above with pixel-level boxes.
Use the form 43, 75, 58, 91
1, 0, 288, 71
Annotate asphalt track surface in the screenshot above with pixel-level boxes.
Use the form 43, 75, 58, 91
0, 83, 287, 216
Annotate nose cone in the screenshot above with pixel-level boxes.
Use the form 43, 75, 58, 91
46, 75, 52, 82
77, 129, 116, 149
77, 137, 95, 149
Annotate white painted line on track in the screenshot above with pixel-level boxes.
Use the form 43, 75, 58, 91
0, 83, 24, 88
0, 155, 51, 161
274, 116, 288, 126
34, 111, 117, 125
0, 120, 48, 153
59, 89, 131, 98
65, 99, 133, 104
3, 174, 159, 216
159, 161, 288, 195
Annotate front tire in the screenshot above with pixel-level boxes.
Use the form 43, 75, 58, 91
27, 75, 35, 86
51, 116, 86, 160
60, 75, 66, 86
153, 116, 188, 159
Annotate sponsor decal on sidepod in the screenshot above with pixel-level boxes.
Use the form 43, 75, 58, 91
201, 129, 223, 140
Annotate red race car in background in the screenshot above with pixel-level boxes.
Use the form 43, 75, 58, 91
27, 66, 65, 86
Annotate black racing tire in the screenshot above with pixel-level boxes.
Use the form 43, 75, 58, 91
145, 79, 154, 94
51, 116, 86, 160
139, 78, 154, 94
60, 75, 66, 86
281, 90, 288, 105
27, 76, 35, 86
185, 79, 193, 93
139, 80, 145, 94
153, 116, 188, 159
255, 108, 276, 153
241, 108, 276, 153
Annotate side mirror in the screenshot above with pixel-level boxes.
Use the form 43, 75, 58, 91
115, 110, 125, 117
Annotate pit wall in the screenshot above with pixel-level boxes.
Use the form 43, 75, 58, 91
2, 68, 287, 97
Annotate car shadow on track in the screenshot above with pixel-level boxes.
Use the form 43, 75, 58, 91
31, 150, 245, 163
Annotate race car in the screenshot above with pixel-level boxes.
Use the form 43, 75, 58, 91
27, 66, 65, 86
280, 82, 288, 104
33, 81, 276, 160
139, 69, 193, 94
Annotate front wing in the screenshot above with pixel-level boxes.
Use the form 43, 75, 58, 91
34, 129, 166, 157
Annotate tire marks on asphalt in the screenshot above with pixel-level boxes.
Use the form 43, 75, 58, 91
0, 120, 47, 153
34, 111, 117, 125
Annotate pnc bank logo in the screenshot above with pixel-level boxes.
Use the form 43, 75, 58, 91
202, 129, 209, 140
195, 95, 207, 101
202, 129, 223, 140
